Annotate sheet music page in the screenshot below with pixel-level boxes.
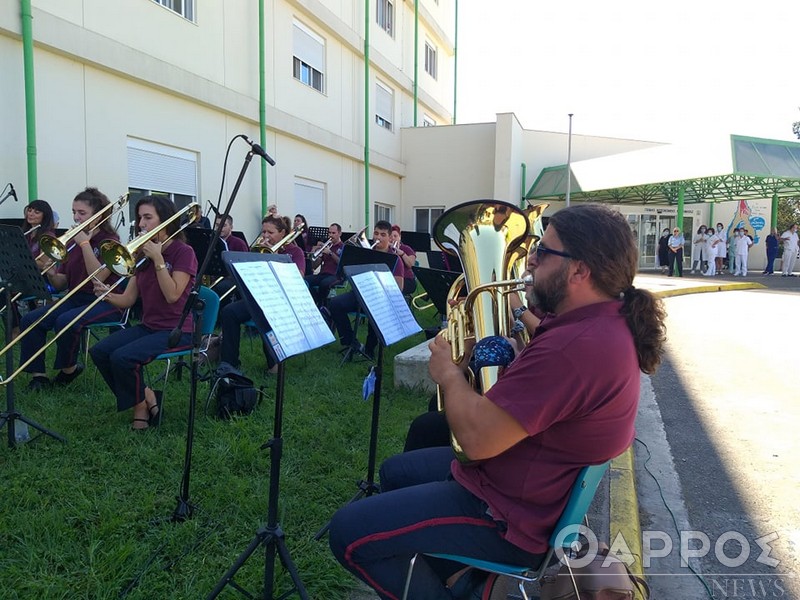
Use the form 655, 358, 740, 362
231, 261, 334, 360
351, 271, 421, 346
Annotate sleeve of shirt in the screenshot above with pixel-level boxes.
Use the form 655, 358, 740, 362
172, 243, 198, 275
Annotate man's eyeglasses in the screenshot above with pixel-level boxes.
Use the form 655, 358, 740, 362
535, 243, 573, 261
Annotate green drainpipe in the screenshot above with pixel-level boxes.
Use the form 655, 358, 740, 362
413, 0, 418, 127
259, 0, 268, 215
771, 193, 778, 229
363, 0, 370, 229
452, 0, 458, 124
520, 163, 527, 208
21, 0, 38, 200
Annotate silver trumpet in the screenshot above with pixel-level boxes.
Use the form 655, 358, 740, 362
311, 237, 334, 260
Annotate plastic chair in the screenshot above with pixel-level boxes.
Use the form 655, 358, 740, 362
83, 307, 131, 371
148, 286, 220, 425
401, 460, 611, 600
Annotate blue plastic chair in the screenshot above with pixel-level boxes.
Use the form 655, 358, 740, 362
149, 286, 220, 425
401, 460, 611, 600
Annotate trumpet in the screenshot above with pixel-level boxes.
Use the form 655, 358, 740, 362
310, 238, 334, 261
0, 202, 201, 380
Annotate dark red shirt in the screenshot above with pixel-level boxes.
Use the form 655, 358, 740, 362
453, 300, 640, 554
58, 231, 120, 294
136, 239, 197, 332
320, 241, 344, 275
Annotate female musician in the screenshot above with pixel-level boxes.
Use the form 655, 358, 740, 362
293, 213, 316, 274
20, 188, 122, 391
23, 199, 56, 261
89, 196, 197, 430
219, 214, 305, 373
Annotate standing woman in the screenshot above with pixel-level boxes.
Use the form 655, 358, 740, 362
19, 188, 123, 390
763, 228, 779, 275
657, 227, 670, 274
89, 196, 197, 430
690, 225, 707, 274
667, 227, 685, 277
219, 214, 305, 373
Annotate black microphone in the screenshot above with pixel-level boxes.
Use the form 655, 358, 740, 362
243, 136, 276, 166
9, 183, 18, 202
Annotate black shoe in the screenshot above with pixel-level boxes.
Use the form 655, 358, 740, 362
28, 376, 51, 391
53, 365, 84, 386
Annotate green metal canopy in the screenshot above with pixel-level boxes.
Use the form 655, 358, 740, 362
526, 135, 800, 205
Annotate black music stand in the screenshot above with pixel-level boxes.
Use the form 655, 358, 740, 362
208, 252, 334, 600
411, 266, 462, 317
335, 245, 399, 364
314, 263, 422, 539
185, 228, 227, 280
0, 225, 65, 447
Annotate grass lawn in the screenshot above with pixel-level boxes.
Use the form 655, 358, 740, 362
0, 305, 439, 599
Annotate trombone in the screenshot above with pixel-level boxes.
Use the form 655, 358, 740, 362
0, 203, 201, 383
23, 224, 41, 238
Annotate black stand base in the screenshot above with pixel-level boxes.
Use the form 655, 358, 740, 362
0, 410, 66, 448
339, 342, 373, 366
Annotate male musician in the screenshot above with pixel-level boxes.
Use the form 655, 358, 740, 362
329, 204, 667, 599
327, 220, 404, 359
305, 223, 344, 307
212, 214, 249, 306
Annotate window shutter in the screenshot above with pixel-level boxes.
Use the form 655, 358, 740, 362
375, 82, 392, 121
293, 23, 324, 73
127, 146, 197, 196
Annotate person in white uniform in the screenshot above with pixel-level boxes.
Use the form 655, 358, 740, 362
781, 224, 799, 277
733, 228, 753, 276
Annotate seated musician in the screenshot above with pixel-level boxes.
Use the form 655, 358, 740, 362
293, 214, 316, 275
89, 196, 197, 430
211, 214, 249, 305
20, 188, 123, 391
23, 199, 57, 262
327, 220, 404, 359
390, 224, 418, 296
305, 222, 343, 307
219, 214, 305, 374
328, 204, 667, 599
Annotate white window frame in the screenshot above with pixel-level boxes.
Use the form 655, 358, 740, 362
294, 177, 326, 228
375, 203, 393, 225
424, 41, 438, 80
415, 207, 444, 234
376, 0, 394, 36
293, 20, 326, 94
153, 0, 195, 21
375, 81, 394, 132
422, 114, 436, 127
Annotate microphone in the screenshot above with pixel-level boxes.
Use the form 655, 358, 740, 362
243, 136, 276, 166
9, 183, 18, 202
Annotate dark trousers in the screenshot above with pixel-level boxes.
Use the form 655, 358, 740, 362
305, 273, 340, 306
765, 248, 778, 273
329, 290, 378, 355
19, 293, 122, 374
328, 447, 543, 600
89, 324, 191, 411
219, 299, 274, 370
668, 249, 683, 276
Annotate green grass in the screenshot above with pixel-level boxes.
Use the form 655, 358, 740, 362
0, 307, 439, 599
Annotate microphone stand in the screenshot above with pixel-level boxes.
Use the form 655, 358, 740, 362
165, 149, 257, 523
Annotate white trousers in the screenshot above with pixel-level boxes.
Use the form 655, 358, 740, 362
782, 249, 798, 275
704, 259, 716, 276
734, 253, 748, 276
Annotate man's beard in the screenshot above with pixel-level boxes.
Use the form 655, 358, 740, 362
529, 261, 570, 314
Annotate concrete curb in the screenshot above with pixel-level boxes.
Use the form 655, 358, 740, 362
608, 279, 765, 597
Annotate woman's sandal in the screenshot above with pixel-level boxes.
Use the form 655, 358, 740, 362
131, 417, 149, 431
146, 390, 163, 427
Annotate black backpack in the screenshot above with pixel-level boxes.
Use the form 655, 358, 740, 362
211, 364, 259, 419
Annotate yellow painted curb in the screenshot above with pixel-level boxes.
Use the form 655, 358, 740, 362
607, 281, 765, 598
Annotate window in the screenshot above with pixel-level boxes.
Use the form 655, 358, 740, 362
422, 114, 436, 127
153, 0, 194, 21
415, 207, 444, 234
376, 0, 394, 36
294, 178, 326, 227
424, 42, 438, 80
375, 81, 394, 132
375, 203, 393, 225
293, 21, 325, 93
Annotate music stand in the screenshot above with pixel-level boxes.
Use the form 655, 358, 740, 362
411, 266, 462, 317
335, 245, 400, 363
208, 252, 334, 600
185, 228, 227, 280
0, 225, 65, 447
314, 263, 421, 539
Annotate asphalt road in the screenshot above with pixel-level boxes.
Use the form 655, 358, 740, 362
637, 288, 799, 599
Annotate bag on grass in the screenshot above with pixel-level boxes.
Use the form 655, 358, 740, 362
213, 364, 258, 419
540, 543, 650, 600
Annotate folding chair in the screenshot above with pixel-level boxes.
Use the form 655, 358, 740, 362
401, 460, 611, 600
83, 307, 131, 369
148, 286, 220, 425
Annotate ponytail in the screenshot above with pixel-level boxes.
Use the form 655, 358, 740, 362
620, 287, 666, 374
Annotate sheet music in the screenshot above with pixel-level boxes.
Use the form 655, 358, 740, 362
351, 270, 421, 346
232, 261, 334, 359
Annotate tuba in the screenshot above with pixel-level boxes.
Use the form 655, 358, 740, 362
433, 200, 531, 462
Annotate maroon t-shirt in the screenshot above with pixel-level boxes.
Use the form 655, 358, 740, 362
320, 241, 344, 276
453, 300, 640, 554
282, 242, 306, 275
136, 239, 197, 332
223, 234, 249, 253
398, 243, 416, 282
58, 231, 120, 294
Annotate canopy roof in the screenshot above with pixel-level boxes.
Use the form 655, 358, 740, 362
526, 135, 800, 204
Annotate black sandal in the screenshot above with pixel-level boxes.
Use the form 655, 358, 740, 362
147, 390, 163, 427
131, 418, 149, 431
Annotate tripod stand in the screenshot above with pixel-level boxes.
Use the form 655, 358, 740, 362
0, 225, 66, 447
207, 363, 309, 599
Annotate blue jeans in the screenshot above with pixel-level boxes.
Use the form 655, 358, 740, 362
329, 290, 378, 354
328, 447, 543, 600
